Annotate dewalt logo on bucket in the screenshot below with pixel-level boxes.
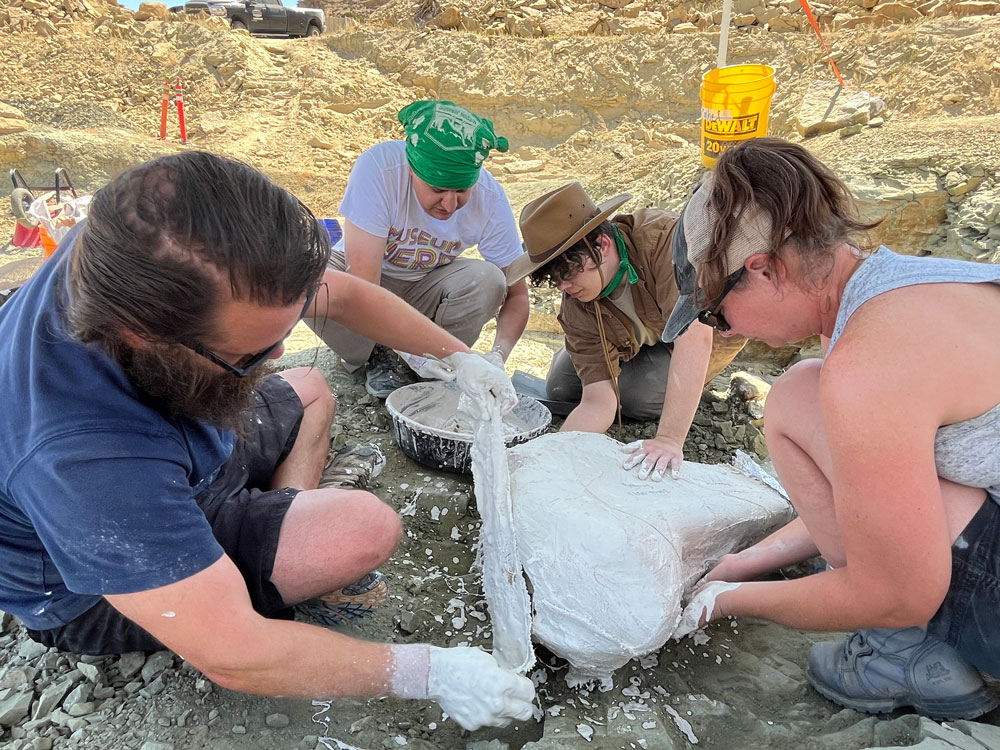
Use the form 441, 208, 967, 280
702, 113, 760, 136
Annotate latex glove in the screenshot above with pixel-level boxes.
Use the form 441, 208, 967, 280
672, 581, 740, 640
441, 351, 517, 417
428, 646, 535, 730
401, 352, 453, 380
621, 437, 684, 481
483, 349, 506, 369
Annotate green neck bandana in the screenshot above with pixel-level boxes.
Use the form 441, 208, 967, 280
598, 225, 639, 299
398, 100, 509, 191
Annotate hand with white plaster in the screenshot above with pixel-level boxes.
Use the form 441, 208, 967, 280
390, 644, 535, 730
671, 582, 741, 640
621, 437, 684, 481
429, 646, 535, 729
439, 351, 517, 418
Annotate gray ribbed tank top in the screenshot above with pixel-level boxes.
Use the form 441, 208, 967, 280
828, 247, 1000, 494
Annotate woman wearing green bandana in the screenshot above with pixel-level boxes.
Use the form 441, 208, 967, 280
505, 182, 747, 480
305, 100, 530, 399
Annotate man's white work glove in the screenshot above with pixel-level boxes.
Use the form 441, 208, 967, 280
621, 438, 684, 481
391, 644, 535, 730
671, 581, 741, 640
420, 351, 517, 417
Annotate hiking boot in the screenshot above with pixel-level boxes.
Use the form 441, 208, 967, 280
295, 570, 388, 627
806, 627, 999, 721
365, 344, 416, 399
318, 443, 386, 490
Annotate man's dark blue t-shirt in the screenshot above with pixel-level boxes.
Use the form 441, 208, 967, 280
0, 225, 229, 629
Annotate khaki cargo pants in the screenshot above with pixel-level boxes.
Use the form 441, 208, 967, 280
305, 251, 507, 372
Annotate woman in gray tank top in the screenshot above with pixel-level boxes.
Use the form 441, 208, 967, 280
661, 138, 1000, 721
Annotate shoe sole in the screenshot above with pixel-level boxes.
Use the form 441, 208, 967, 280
806, 665, 1000, 721
321, 578, 387, 609
296, 575, 388, 627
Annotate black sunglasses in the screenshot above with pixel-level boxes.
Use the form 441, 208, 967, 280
697, 268, 744, 333
183, 288, 318, 378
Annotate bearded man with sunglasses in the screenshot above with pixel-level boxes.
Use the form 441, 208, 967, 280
507, 182, 746, 480
0, 152, 534, 730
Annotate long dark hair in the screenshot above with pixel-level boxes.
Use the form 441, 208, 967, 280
698, 138, 881, 301
68, 151, 330, 351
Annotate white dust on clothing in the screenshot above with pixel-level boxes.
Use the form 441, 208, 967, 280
506, 432, 793, 684
462, 389, 534, 673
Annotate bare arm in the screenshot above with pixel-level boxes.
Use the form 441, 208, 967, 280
561, 379, 618, 433
626, 322, 714, 478
712, 305, 959, 630
107, 556, 394, 698
341, 220, 385, 286
491, 277, 529, 361
310, 270, 470, 360
656, 321, 713, 446
705, 516, 821, 583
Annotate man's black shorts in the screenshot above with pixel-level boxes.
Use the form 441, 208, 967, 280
25, 374, 305, 655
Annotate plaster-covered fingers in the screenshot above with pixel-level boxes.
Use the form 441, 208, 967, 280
624, 440, 684, 481
427, 646, 537, 731
672, 582, 741, 640
621, 440, 643, 454
637, 458, 654, 480
506, 677, 538, 721
480, 674, 537, 727
650, 455, 674, 482
666, 455, 683, 481
622, 444, 647, 471
482, 350, 505, 370
444, 351, 517, 416
420, 359, 456, 381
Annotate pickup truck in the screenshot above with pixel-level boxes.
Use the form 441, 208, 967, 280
175, 0, 325, 38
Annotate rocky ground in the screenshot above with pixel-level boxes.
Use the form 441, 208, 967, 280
3, 0, 1000, 747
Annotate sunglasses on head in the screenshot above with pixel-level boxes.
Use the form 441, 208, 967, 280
183, 288, 318, 378
697, 267, 744, 333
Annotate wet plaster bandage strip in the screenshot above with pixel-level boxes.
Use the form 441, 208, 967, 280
467, 393, 534, 674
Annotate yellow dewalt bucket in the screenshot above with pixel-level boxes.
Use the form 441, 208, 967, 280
700, 64, 776, 168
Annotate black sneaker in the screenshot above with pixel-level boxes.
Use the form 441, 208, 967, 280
364, 344, 416, 399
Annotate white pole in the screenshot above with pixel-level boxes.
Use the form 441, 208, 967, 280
717, 0, 733, 70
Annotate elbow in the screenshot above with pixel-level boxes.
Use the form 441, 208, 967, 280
180, 630, 277, 696
873, 583, 949, 629
201, 664, 250, 694
198, 657, 270, 696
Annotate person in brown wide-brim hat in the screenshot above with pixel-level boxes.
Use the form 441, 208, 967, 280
513, 181, 746, 481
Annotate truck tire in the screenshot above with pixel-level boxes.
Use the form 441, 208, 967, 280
10, 188, 37, 229
231, 19, 248, 30
306, 22, 320, 37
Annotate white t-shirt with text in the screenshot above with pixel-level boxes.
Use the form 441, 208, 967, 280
336, 140, 523, 281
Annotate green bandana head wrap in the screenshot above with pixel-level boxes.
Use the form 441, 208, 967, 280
398, 100, 509, 191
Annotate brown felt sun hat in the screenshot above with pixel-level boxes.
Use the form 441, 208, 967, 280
505, 182, 631, 286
